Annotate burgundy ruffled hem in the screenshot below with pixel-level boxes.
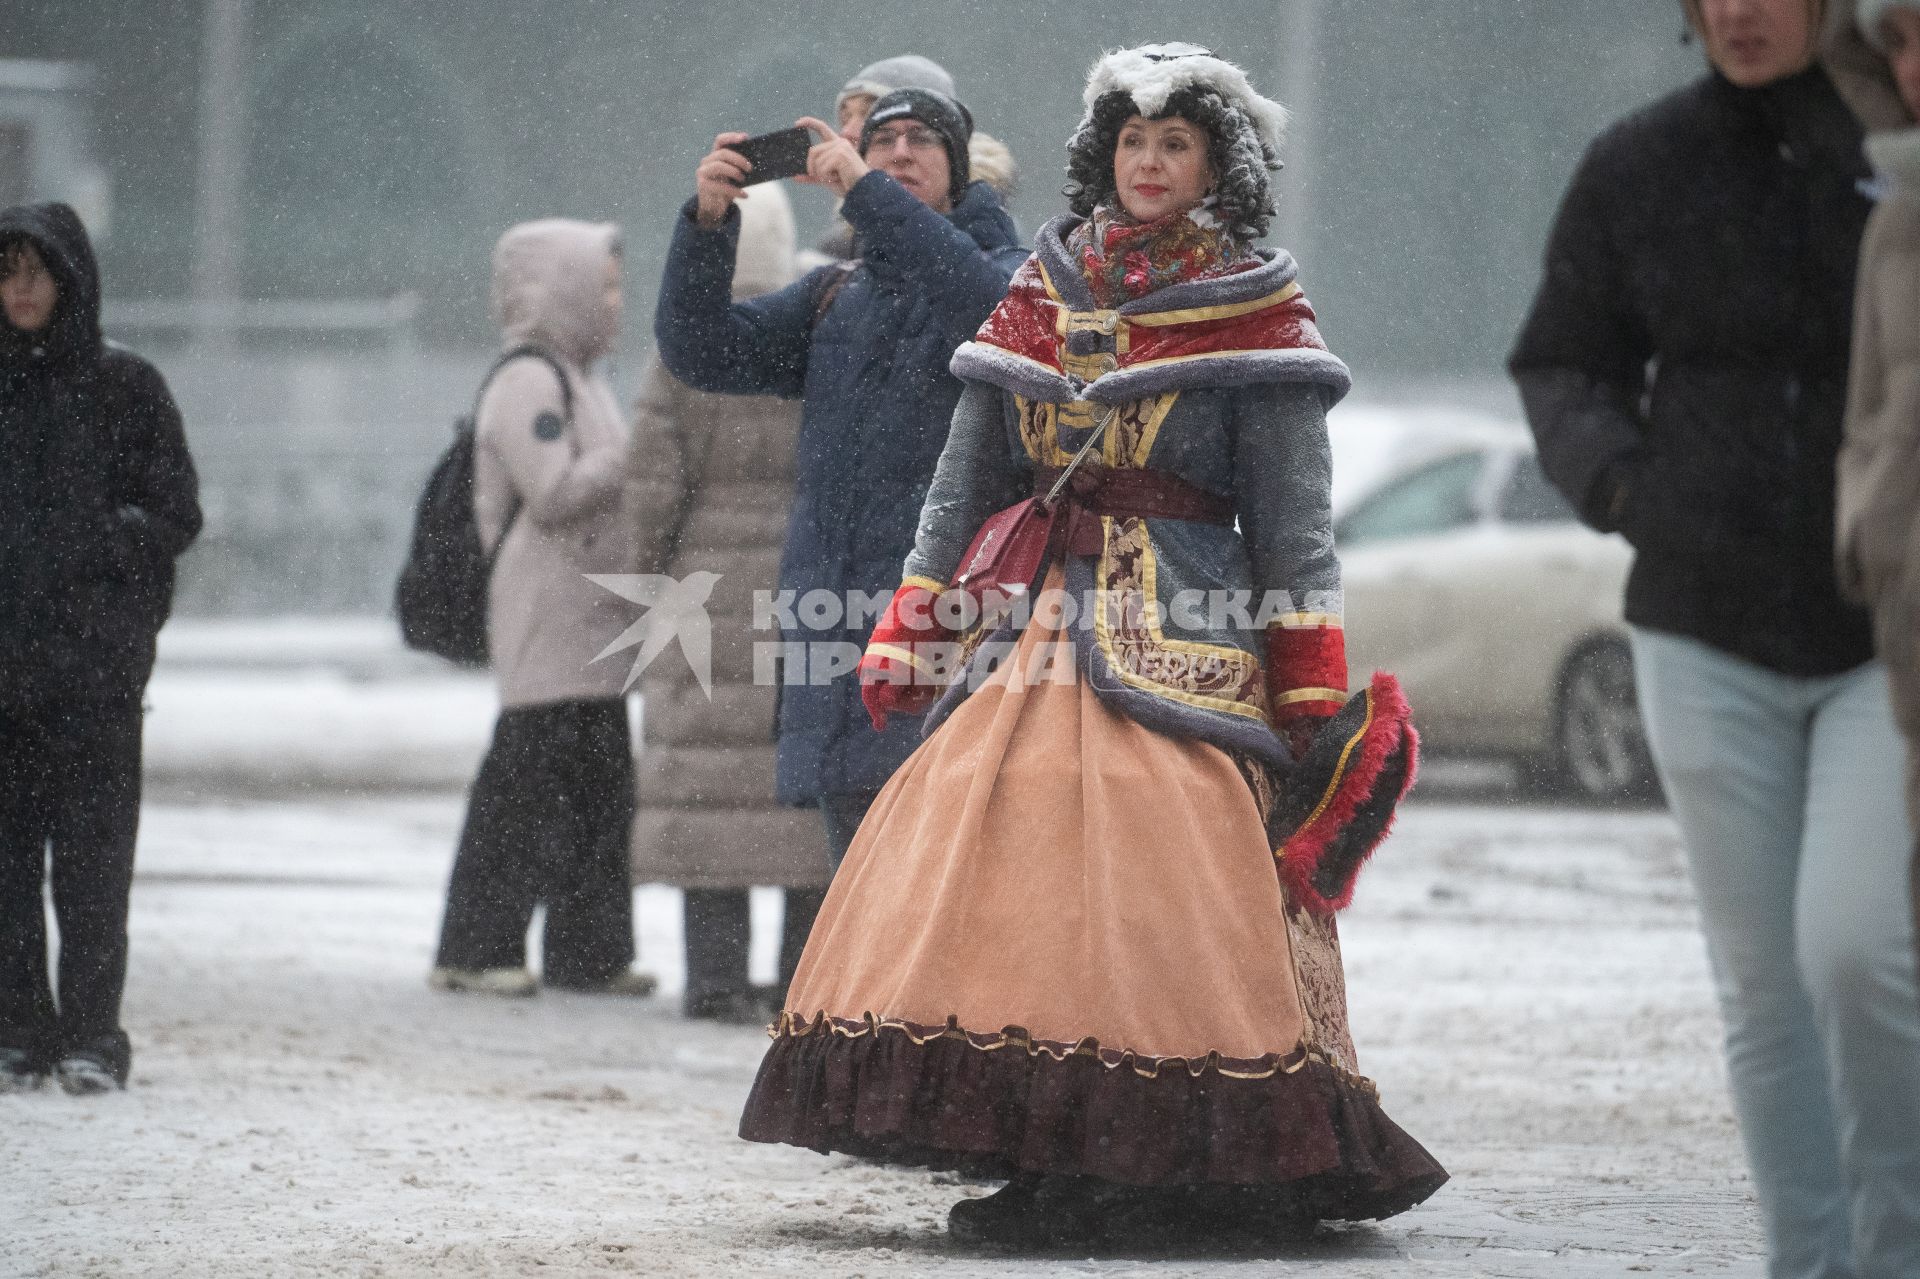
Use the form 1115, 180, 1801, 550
738, 1016, 1447, 1221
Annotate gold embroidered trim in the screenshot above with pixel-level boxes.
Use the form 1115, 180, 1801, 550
1060, 308, 1120, 336
1121, 280, 1303, 328
1013, 396, 1077, 467
1105, 393, 1178, 467
1035, 257, 1065, 305
1091, 519, 1268, 721
769, 1009, 1378, 1094
1273, 611, 1343, 630
866, 642, 934, 677
1273, 686, 1348, 707
1293, 687, 1377, 838
900, 575, 945, 596
1057, 306, 1134, 363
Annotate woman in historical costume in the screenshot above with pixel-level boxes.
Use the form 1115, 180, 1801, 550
738, 44, 1446, 1248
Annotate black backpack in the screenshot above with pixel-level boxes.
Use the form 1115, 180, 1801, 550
394, 347, 572, 666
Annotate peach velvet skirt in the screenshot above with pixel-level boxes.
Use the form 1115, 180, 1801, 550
739, 576, 1445, 1215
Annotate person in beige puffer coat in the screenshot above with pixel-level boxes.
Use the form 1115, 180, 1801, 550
1827, 0, 1920, 943
626, 187, 831, 1022
430, 219, 655, 999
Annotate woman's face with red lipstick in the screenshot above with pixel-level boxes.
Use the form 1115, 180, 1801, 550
1113, 115, 1213, 222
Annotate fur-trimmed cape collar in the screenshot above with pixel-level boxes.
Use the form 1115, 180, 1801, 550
949, 213, 1350, 406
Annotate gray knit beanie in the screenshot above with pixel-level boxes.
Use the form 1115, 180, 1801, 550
1858, 0, 1920, 48
837, 55, 956, 113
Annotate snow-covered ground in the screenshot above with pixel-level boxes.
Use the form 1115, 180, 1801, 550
4, 623, 1763, 1276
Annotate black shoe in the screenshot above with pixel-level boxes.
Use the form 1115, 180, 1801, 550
0, 1046, 42, 1094
947, 1174, 1047, 1245
950, 1175, 1312, 1254
546, 969, 658, 997
1131, 1183, 1319, 1252
948, 1174, 1139, 1250
684, 988, 777, 1024
52, 1053, 120, 1096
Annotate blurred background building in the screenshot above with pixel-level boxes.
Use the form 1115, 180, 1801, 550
5, 0, 1699, 616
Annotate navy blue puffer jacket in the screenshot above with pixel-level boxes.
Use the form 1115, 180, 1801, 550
656, 173, 1025, 803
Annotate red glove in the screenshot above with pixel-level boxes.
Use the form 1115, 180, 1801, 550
858, 579, 955, 731
1266, 619, 1348, 754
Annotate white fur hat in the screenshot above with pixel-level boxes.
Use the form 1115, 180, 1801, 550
1078, 43, 1288, 157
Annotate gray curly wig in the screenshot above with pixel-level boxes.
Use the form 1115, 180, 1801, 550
1062, 86, 1279, 239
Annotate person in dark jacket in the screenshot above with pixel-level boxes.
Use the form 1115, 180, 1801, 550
1510, 2, 1920, 1273
0, 202, 202, 1095
656, 87, 1026, 867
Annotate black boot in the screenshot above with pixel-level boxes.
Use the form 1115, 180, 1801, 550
684, 987, 778, 1024
948, 1173, 1141, 1250
946, 1173, 1046, 1245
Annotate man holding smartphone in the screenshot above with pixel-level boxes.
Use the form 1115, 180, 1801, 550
655, 86, 1026, 875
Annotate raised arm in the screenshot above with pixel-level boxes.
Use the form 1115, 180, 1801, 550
840, 173, 1026, 340
653, 202, 827, 398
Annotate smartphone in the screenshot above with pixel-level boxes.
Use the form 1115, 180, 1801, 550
725, 126, 814, 186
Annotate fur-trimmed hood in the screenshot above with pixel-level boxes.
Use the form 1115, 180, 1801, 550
1822, 0, 1914, 131
490, 218, 622, 365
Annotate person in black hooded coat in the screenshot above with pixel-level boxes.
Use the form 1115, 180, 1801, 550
0, 202, 202, 1094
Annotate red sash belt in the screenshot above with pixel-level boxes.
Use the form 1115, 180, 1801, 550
1033, 464, 1234, 554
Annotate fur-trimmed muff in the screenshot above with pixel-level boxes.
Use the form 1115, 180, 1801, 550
1268, 673, 1421, 914
1064, 43, 1288, 239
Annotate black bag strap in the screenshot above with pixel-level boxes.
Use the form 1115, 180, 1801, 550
475, 343, 574, 422
475, 344, 576, 560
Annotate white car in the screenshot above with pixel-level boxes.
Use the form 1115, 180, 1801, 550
1328, 408, 1657, 803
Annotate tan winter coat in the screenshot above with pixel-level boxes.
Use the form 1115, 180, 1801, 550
1826, 0, 1920, 824
626, 188, 831, 889
475, 219, 640, 708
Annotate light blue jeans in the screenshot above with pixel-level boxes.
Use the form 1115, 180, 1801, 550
1632, 629, 1920, 1279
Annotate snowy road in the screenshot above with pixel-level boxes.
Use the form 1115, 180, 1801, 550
4, 789, 1761, 1277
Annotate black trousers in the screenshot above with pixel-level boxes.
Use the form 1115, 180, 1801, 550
434, 700, 636, 986
683, 886, 825, 1008
0, 695, 144, 1081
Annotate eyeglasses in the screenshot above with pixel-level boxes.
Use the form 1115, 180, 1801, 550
865, 125, 943, 153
